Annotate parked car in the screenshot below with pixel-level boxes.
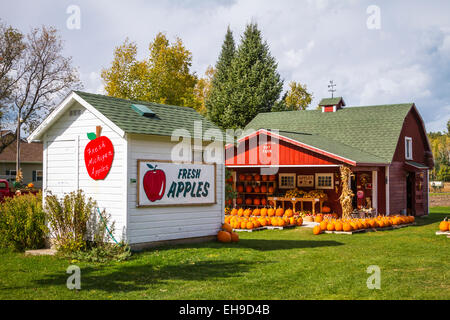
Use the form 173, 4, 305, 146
0, 179, 39, 202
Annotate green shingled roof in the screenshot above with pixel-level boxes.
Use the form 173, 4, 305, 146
245, 103, 415, 164
318, 97, 345, 106
75, 91, 222, 140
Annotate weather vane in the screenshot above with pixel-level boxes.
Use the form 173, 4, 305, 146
328, 80, 336, 98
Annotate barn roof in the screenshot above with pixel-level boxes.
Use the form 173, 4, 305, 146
244, 103, 415, 164
74, 91, 222, 140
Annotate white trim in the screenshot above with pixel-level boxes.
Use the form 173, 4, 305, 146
75, 136, 79, 190
27, 92, 125, 142
372, 171, 378, 214
405, 136, 413, 160
315, 173, 334, 190
385, 166, 390, 215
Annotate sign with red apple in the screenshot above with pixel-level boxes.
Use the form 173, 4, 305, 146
138, 160, 216, 207
84, 127, 114, 180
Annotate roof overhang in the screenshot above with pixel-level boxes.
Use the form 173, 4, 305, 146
27, 91, 126, 143
226, 128, 357, 166
405, 161, 429, 171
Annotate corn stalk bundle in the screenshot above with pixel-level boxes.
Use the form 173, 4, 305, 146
339, 165, 354, 219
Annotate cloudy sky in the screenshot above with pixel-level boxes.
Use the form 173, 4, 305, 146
2, 0, 449, 131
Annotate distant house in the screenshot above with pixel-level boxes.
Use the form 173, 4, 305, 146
0, 131, 43, 188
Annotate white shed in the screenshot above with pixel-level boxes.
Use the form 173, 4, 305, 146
28, 91, 225, 249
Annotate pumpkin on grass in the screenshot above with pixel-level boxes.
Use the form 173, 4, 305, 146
230, 232, 239, 242
327, 222, 335, 231
313, 225, 322, 235
222, 223, 233, 233
320, 220, 328, 231
217, 231, 231, 243
297, 217, 303, 226
439, 218, 449, 232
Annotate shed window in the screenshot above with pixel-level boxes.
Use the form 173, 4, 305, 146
405, 137, 413, 160
279, 173, 296, 189
5, 170, 16, 177
315, 173, 334, 189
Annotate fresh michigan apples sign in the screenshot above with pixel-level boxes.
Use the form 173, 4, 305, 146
84, 130, 114, 180
138, 160, 216, 206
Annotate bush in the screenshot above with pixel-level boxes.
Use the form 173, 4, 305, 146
45, 190, 130, 262
0, 192, 48, 251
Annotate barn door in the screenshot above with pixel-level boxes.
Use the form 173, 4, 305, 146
46, 139, 78, 195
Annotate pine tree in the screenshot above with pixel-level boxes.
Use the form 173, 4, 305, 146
222, 23, 283, 129
206, 27, 235, 127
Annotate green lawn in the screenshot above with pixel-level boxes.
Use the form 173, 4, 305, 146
0, 207, 449, 300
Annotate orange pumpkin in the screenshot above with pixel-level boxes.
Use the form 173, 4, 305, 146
237, 208, 244, 217
260, 185, 267, 193
322, 206, 331, 213
297, 217, 303, 226
253, 198, 261, 206
239, 174, 246, 181
231, 232, 239, 242
439, 218, 449, 231
253, 208, 261, 216
222, 223, 233, 233
246, 222, 254, 230
236, 198, 243, 205
320, 220, 328, 231
237, 185, 244, 193
260, 208, 268, 217
335, 221, 343, 231
285, 209, 293, 217
254, 174, 261, 181
245, 198, 253, 205
230, 208, 238, 216
217, 231, 231, 243
269, 175, 276, 181
244, 208, 252, 217
289, 217, 296, 225
275, 207, 284, 217
313, 225, 322, 235
268, 186, 274, 194
246, 175, 253, 182
327, 222, 335, 231
246, 185, 253, 193
261, 198, 267, 206
268, 208, 275, 217
343, 222, 352, 232
253, 186, 261, 193
314, 215, 323, 223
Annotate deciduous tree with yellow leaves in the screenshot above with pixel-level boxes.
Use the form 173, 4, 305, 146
101, 33, 199, 108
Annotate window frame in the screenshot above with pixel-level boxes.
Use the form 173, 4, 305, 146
32, 170, 43, 182
315, 173, 334, 190
405, 136, 413, 160
278, 173, 296, 189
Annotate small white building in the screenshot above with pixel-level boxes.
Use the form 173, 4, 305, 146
28, 91, 225, 249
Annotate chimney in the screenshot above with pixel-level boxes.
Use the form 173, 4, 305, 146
319, 97, 346, 112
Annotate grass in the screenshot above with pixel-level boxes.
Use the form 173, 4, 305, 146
0, 207, 449, 300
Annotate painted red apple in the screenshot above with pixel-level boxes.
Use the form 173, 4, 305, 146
84, 131, 114, 180
143, 164, 166, 202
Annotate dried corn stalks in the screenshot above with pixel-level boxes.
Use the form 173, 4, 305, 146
339, 165, 354, 219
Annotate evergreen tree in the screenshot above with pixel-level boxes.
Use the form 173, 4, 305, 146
222, 23, 283, 129
205, 27, 235, 127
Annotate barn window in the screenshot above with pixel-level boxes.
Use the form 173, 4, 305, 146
405, 137, 413, 160
279, 173, 296, 189
315, 173, 334, 189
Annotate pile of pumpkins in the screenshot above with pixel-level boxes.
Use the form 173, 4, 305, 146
224, 207, 303, 230
312, 214, 415, 235
217, 223, 240, 243
439, 217, 449, 232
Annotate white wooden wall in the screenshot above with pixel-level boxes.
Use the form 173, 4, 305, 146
43, 101, 127, 241
126, 134, 224, 245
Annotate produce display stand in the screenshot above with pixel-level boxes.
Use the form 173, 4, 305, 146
325, 223, 416, 235
267, 197, 324, 215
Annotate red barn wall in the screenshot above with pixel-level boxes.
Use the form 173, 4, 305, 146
389, 107, 431, 215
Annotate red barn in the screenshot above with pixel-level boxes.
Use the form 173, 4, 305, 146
225, 97, 434, 217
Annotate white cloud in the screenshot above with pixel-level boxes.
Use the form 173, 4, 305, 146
1, 0, 450, 131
